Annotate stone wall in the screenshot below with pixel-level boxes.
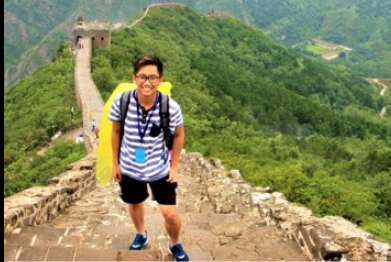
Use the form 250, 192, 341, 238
4, 157, 96, 238
184, 152, 391, 261
73, 39, 97, 154
4, 152, 390, 261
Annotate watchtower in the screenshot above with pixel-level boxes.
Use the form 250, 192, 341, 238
71, 17, 111, 48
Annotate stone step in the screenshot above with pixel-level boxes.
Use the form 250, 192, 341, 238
5, 224, 216, 250
4, 245, 164, 261
215, 227, 308, 261
5, 233, 215, 261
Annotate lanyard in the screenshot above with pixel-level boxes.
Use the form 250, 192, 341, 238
136, 93, 159, 143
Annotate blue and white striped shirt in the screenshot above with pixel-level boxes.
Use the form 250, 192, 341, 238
108, 90, 183, 182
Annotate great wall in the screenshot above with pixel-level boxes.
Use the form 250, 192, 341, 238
4, 5, 391, 261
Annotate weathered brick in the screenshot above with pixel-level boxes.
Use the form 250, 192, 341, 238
46, 246, 76, 261
18, 246, 48, 261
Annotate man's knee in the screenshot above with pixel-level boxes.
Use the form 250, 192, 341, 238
161, 207, 179, 223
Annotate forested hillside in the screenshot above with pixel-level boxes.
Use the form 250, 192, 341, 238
5, 0, 390, 87
4, 0, 79, 87
4, 42, 86, 197
4, 0, 78, 71
91, 7, 391, 242
243, 0, 391, 77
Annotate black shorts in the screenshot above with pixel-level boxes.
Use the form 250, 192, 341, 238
119, 175, 177, 205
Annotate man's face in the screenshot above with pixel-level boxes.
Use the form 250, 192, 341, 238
133, 65, 162, 98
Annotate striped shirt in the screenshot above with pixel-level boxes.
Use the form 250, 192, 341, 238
108, 90, 183, 182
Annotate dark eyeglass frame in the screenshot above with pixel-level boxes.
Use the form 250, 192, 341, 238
136, 74, 160, 83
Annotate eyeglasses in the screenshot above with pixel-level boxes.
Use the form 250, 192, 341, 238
136, 74, 160, 83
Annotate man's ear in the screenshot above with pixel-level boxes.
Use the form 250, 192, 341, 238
132, 75, 136, 83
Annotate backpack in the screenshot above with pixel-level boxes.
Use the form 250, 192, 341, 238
119, 90, 173, 151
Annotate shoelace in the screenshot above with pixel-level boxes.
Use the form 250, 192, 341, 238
134, 234, 145, 243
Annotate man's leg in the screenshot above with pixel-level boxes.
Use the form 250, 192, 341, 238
151, 177, 189, 260
119, 176, 149, 250
128, 203, 146, 234
159, 205, 182, 245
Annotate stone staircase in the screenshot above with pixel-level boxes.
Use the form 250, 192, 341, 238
4, 154, 309, 261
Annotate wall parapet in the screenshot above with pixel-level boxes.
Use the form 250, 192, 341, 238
184, 152, 391, 261
4, 157, 96, 238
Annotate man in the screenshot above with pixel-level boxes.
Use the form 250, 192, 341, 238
108, 55, 189, 261
91, 119, 96, 131
94, 127, 100, 139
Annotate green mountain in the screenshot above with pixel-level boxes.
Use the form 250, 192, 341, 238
92, 7, 390, 241
4, 0, 162, 88
4, 6, 390, 242
242, 0, 391, 77
4, 0, 78, 87
4, 0, 391, 87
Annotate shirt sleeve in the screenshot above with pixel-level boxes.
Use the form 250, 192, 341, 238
108, 94, 122, 122
169, 98, 183, 129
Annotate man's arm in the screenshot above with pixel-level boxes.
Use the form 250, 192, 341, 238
112, 122, 122, 182
167, 125, 185, 183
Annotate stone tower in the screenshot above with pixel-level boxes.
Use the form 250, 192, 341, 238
72, 17, 111, 48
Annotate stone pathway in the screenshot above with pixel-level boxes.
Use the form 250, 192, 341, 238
4, 155, 308, 261
74, 38, 104, 146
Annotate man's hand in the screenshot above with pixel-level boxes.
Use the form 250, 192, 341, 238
112, 164, 122, 182
167, 166, 178, 183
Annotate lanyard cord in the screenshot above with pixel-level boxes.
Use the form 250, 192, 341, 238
136, 93, 159, 143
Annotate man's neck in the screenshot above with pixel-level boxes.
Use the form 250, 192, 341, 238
137, 92, 156, 110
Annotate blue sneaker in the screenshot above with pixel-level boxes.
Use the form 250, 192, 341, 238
169, 243, 189, 261
129, 231, 149, 250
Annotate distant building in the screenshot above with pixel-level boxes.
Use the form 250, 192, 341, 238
339, 45, 353, 52
277, 35, 287, 41
205, 9, 231, 18
71, 17, 111, 49
322, 53, 339, 60
313, 38, 353, 52
313, 39, 339, 50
